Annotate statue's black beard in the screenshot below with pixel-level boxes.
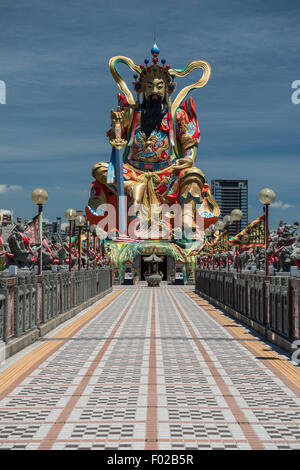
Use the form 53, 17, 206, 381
141, 95, 168, 139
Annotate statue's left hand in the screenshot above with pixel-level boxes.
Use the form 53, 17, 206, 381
172, 157, 193, 170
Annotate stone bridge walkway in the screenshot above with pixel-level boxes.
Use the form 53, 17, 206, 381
0, 286, 300, 450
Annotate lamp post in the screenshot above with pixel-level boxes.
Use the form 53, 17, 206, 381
231, 209, 243, 273
64, 208, 77, 272
203, 228, 208, 269
214, 221, 224, 271
223, 215, 233, 272
90, 224, 97, 269
205, 226, 212, 269
231, 209, 243, 235
259, 188, 276, 276
32, 188, 48, 275
86, 222, 90, 271
209, 225, 216, 270
75, 215, 85, 271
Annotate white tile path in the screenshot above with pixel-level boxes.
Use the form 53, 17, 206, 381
0, 286, 299, 450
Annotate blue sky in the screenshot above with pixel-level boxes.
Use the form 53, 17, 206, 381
0, 0, 299, 229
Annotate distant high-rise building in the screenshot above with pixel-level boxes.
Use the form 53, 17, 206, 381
211, 179, 248, 236
0, 209, 13, 226
56, 217, 61, 237
40, 218, 65, 239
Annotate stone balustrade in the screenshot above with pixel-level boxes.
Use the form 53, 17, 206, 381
0, 268, 112, 360
195, 269, 300, 353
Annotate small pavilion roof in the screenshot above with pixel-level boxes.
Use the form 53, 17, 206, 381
143, 253, 163, 262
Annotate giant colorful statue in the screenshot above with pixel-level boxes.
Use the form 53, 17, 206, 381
86, 43, 220, 242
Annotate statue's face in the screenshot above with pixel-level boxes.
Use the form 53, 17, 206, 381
144, 77, 166, 101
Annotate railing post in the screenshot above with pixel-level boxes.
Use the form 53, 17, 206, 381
29, 274, 38, 331
15, 276, 25, 336
42, 273, 47, 324
36, 275, 42, 325
57, 273, 61, 314
282, 277, 290, 338
263, 276, 270, 328
290, 278, 300, 340
269, 277, 276, 331
246, 274, 250, 316
232, 274, 236, 310
0, 279, 8, 343
72, 272, 74, 307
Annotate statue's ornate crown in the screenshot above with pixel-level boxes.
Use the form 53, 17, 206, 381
132, 43, 176, 95
108, 44, 212, 158
109, 45, 211, 117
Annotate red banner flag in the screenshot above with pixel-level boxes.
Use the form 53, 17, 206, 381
25, 214, 41, 246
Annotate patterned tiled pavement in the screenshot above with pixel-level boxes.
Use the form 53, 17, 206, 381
0, 285, 300, 450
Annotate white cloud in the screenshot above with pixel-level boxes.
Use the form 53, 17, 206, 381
272, 200, 294, 209
0, 184, 22, 193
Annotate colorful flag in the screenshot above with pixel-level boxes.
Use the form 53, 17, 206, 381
25, 214, 42, 246
209, 230, 229, 253
229, 214, 266, 248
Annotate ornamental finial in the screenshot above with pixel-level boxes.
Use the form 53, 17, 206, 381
151, 42, 160, 56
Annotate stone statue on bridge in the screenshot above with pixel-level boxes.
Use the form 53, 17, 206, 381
6, 224, 37, 269
267, 221, 300, 272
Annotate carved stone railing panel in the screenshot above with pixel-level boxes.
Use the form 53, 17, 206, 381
195, 269, 299, 342
0, 279, 8, 342
0, 269, 112, 345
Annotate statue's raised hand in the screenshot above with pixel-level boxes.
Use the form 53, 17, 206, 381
110, 108, 126, 125
109, 106, 127, 149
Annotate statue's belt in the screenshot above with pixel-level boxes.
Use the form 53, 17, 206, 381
128, 159, 173, 172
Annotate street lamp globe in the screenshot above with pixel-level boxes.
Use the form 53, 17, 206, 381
96, 226, 108, 240
90, 224, 97, 235
215, 221, 225, 231
259, 188, 276, 205
223, 214, 232, 225
231, 209, 243, 221
32, 188, 48, 205
75, 215, 85, 227
64, 208, 77, 221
